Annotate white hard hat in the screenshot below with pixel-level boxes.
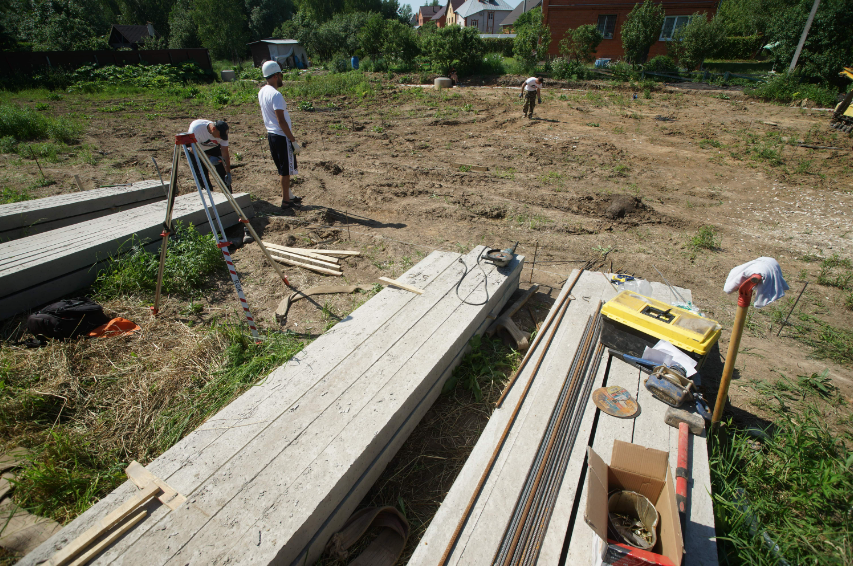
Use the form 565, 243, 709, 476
262, 60, 282, 78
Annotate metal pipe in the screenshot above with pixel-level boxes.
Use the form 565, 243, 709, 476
496, 269, 583, 408
439, 286, 577, 566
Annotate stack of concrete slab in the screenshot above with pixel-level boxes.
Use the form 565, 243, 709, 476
0, 181, 167, 242
21, 246, 524, 566
0, 191, 252, 319
408, 273, 717, 566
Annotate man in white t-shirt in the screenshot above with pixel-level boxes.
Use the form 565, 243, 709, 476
188, 119, 232, 190
519, 76, 543, 119
258, 60, 301, 210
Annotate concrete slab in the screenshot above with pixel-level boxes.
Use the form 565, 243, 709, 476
19, 247, 523, 566
0, 192, 252, 319
0, 180, 167, 241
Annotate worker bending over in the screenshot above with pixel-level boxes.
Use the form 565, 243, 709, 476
520, 76, 543, 119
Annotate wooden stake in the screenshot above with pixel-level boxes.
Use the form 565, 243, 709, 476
529, 241, 539, 283
262, 242, 341, 264
346, 210, 351, 240
73, 175, 84, 191
378, 277, 424, 294
270, 254, 342, 276
267, 249, 341, 270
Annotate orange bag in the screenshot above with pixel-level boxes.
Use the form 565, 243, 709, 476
87, 317, 141, 338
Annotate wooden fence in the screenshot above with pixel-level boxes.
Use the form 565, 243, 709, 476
0, 48, 212, 73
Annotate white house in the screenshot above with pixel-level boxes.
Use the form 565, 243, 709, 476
453, 0, 514, 34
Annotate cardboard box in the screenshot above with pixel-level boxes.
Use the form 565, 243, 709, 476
584, 440, 684, 566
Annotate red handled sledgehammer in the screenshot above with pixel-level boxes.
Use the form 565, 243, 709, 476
665, 407, 705, 533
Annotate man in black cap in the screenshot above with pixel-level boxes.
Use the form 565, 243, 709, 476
188, 119, 233, 191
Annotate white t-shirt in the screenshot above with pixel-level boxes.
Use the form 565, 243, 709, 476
524, 77, 541, 92
189, 119, 228, 151
258, 85, 292, 137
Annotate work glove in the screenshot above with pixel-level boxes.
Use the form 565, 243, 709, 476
538, 97, 542, 104
224, 172, 232, 187
518, 92, 523, 98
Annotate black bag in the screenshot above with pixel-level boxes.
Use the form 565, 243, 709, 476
26, 298, 111, 341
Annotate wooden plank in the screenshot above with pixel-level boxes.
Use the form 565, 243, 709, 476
109, 248, 517, 565
407, 271, 608, 566
17, 251, 467, 566
284, 248, 360, 257
67, 510, 147, 566
379, 276, 424, 294
0, 180, 167, 236
261, 242, 340, 264
0, 194, 252, 319
124, 462, 185, 511
266, 249, 340, 269
46, 482, 159, 566
270, 254, 343, 276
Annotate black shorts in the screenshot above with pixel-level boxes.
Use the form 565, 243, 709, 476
268, 133, 298, 177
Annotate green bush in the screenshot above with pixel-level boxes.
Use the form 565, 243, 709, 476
0, 187, 31, 204
483, 37, 514, 57
745, 72, 839, 107
609, 60, 639, 81
716, 35, 765, 60
0, 103, 80, 143
669, 12, 724, 70
68, 61, 208, 91
558, 24, 603, 64
621, 0, 665, 64
644, 55, 678, 74
551, 58, 593, 80
421, 25, 485, 75
477, 53, 507, 75
513, 7, 551, 71
94, 221, 223, 299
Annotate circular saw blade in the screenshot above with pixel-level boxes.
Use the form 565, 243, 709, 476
592, 385, 640, 418
485, 251, 512, 266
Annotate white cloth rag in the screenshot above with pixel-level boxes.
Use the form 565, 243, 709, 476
723, 257, 789, 308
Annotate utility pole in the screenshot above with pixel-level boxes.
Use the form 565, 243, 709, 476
789, 0, 820, 73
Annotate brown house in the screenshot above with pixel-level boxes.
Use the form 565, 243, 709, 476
542, 0, 718, 60
418, 5, 442, 26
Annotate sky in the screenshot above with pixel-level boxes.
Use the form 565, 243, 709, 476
399, 0, 524, 16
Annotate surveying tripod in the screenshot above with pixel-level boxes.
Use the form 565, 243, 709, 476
151, 132, 291, 339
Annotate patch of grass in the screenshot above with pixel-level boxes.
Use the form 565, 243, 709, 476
11, 431, 126, 524
585, 122, 599, 127
699, 138, 722, 149
155, 326, 304, 452
372, 125, 384, 133
710, 407, 852, 565
0, 102, 81, 143
539, 171, 563, 185
494, 167, 516, 180
93, 221, 223, 299
752, 144, 784, 167
459, 165, 471, 172
689, 225, 721, 251
0, 187, 31, 204
442, 334, 521, 402
297, 100, 314, 112
817, 255, 853, 290
611, 163, 629, 177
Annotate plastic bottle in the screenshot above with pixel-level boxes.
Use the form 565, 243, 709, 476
623, 278, 653, 296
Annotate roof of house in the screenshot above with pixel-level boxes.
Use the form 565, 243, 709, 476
455, 0, 514, 18
430, 5, 447, 20
110, 24, 158, 44
418, 5, 442, 18
247, 39, 301, 45
499, 0, 542, 27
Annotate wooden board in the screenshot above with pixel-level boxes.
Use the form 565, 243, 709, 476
19, 247, 523, 566
407, 271, 611, 566
379, 276, 425, 294
563, 281, 717, 566
0, 192, 252, 319
0, 180, 167, 240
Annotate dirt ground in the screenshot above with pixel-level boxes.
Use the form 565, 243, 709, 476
5, 77, 853, 562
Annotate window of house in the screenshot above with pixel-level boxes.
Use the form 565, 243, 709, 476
597, 15, 616, 39
660, 15, 692, 40
471, 19, 478, 28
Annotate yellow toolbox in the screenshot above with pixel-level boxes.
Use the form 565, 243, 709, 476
601, 290, 721, 364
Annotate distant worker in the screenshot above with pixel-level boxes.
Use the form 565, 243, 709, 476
258, 60, 302, 210
187, 119, 253, 243
188, 119, 232, 191
449, 67, 458, 87
519, 76, 543, 119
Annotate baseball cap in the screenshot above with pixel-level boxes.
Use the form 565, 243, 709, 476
214, 120, 229, 140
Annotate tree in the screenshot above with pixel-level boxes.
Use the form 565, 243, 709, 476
766, 0, 853, 88
379, 0, 398, 20
559, 24, 603, 63
193, 0, 249, 59
621, 0, 665, 65
168, 0, 199, 48
382, 19, 418, 63
420, 24, 484, 74
715, 0, 790, 36
668, 13, 723, 70
9, 0, 111, 50
297, 0, 343, 22
116, 0, 174, 43
359, 11, 385, 56
513, 6, 550, 71
245, 0, 295, 40
306, 11, 368, 60
397, 2, 412, 24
